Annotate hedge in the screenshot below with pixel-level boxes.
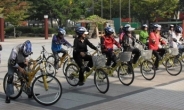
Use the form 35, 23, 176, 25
5, 26, 58, 35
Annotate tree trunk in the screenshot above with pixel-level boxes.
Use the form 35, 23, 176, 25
50, 17, 53, 28
14, 26, 16, 38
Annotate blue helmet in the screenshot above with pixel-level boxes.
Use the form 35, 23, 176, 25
58, 28, 66, 35
22, 40, 32, 56
75, 27, 88, 35
175, 26, 183, 33
104, 27, 114, 35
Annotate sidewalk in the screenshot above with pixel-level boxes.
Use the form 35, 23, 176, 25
0, 37, 184, 110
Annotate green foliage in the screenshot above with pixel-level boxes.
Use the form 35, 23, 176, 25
5, 26, 57, 35
131, 0, 178, 22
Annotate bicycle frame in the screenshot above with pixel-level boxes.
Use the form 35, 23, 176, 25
26, 59, 48, 88
132, 57, 144, 69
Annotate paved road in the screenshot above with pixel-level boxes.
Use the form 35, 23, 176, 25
0, 37, 184, 110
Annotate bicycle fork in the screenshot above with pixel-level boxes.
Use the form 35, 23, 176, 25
41, 62, 48, 91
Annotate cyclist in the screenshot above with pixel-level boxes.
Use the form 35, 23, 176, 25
73, 27, 97, 86
168, 24, 175, 36
169, 26, 184, 54
149, 24, 166, 70
139, 24, 149, 45
121, 24, 141, 64
101, 27, 121, 67
51, 28, 72, 69
5, 40, 32, 103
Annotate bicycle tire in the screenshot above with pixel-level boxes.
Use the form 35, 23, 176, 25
46, 55, 55, 66
37, 61, 56, 83
94, 69, 109, 94
62, 57, 75, 76
65, 63, 79, 86
32, 74, 62, 106
140, 60, 156, 80
118, 63, 134, 86
181, 53, 184, 63
3, 72, 23, 99
166, 57, 182, 76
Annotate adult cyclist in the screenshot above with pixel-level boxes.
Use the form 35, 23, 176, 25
139, 24, 149, 45
168, 26, 184, 55
51, 28, 72, 69
149, 24, 166, 70
121, 24, 141, 64
5, 40, 32, 103
101, 27, 121, 67
73, 27, 97, 86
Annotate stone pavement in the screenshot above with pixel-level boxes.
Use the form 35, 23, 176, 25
0, 37, 184, 110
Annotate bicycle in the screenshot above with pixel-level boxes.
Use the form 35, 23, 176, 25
152, 45, 182, 76
133, 43, 156, 80
103, 49, 135, 86
3, 52, 62, 106
36, 46, 56, 81
47, 45, 74, 75
65, 49, 110, 94
176, 42, 184, 63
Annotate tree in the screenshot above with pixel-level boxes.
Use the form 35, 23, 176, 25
131, 0, 178, 23
0, 0, 30, 37
28, 0, 93, 28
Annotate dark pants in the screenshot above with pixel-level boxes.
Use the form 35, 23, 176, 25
52, 48, 67, 67
103, 51, 117, 67
152, 48, 166, 68
179, 48, 184, 54
73, 53, 93, 82
132, 48, 141, 64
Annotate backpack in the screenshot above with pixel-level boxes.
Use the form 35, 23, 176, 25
119, 32, 125, 45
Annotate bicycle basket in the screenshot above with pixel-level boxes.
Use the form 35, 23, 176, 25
119, 52, 132, 62
169, 48, 178, 56
92, 55, 106, 68
141, 50, 152, 60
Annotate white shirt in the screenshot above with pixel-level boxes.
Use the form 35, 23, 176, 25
168, 33, 182, 48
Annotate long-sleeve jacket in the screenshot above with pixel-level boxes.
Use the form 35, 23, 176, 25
51, 35, 72, 52
122, 33, 135, 51
73, 37, 97, 54
149, 32, 166, 50
139, 30, 148, 44
8, 44, 27, 67
100, 35, 121, 52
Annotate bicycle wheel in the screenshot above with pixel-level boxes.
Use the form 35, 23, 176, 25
62, 57, 75, 76
140, 60, 156, 80
181, 52, 184, 63
3, 72, 23, 99
46, 55, 55, 66
165, 57, 182, 76
94, 69, 109, 94
32, 74, 62, 106
65, 63, 79, 86
118, 63, 134, 86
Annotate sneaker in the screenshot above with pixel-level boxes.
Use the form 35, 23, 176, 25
78, 81, 84, 86
5, 96, 10, 103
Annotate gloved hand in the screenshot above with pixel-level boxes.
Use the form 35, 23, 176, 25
173, 38, 177, 42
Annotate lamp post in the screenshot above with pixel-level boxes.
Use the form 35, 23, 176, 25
119, 0, 121, 27
101, 0, 103, 18
44, 15, 48, 40
0, 14, 4, 42
129, 0, 131, 23
110, 0, 111, 19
